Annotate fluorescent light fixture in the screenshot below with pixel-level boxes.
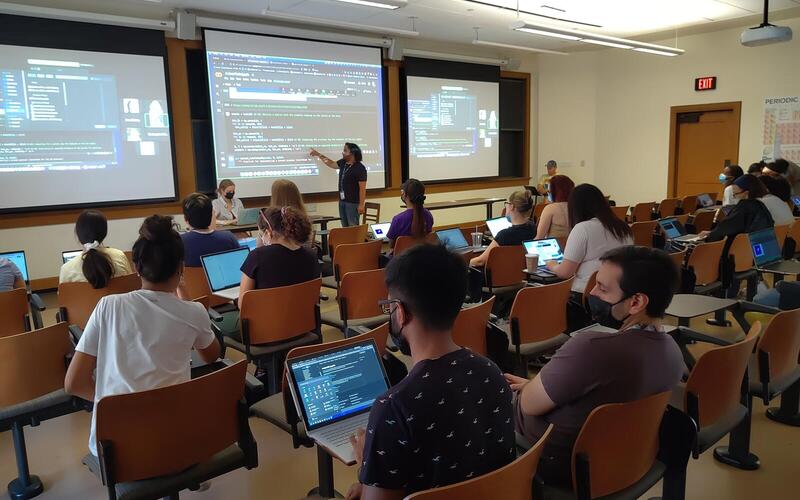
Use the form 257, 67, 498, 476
472, 39, 568, 55
510, 20, 684, 56
333, 0, 407, 9
256, 9, 419, 37
403, 49, 508, 66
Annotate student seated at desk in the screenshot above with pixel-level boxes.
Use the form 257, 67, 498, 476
758, 175, 794, 226
720, 164, 744, 206
347, 244, 514, 500
546, 184, 632, 294
699, 175, 774, 244
59, 210, 132, 288
238, 206, 320, 304
535, 174, 574, 241
180, 192, 240, 267
506, 246, 684, 488
271, 178, 316, 247
469, 189, 535, 267
212, 179, 244, 225
64, 215, 221, 457
0, 257, 24, 292
387, 178, 433, 249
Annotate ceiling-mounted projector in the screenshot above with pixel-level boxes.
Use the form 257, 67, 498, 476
741, 0, 793, 46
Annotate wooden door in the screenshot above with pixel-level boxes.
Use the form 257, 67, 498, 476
669, 103, 741, 198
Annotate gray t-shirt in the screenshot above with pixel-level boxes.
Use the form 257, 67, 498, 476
0, 258, 23, 292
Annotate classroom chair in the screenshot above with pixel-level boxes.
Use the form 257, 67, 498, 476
225, 277, 322, 395
630, 221, 657, 248
690, 210, 716, 233
580, 272, 598, 310
392, 234, 436, 256
685, 240, 725, 295
0, 288, 46, 338
610, 205, 629, 221
178, 266, 230, 308
631, 202, 656, 222
361, 201, 381, 225
123, 251, 134, 270
507, 278, 574, 376
658, 198, 680, 218
0, 323, 80, 500
321, 239, 382, 290
669, 250, 687, 269
406, 425, 553, 500
533, 202, 548, 223
452, 297, 495, 356
320, 269, 389, 335
56, 273, 142, 342
538, 391, 672, 500
250, 323, 389, 498
785, 220, 800, 256
715, 309, 800, 470
726, 233, 758, 301
667, 323, 760, 486
82, 361, 257, 500
482, 245, 527, 296
679, 195, 698, 215
774, 223, 791, 253
325, 224, 368, 261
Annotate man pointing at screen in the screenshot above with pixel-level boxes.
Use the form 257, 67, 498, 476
310, 143, 368, 227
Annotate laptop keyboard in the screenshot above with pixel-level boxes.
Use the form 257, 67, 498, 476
317, 417, 366, 447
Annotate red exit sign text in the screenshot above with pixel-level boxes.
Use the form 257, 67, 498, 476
695, 76, 717, 91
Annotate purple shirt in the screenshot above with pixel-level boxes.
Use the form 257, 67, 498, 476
387, 208, 434, 241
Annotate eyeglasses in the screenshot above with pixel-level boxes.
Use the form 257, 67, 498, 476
378, 299, 402, 315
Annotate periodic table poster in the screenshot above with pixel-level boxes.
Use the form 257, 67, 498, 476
762, 96, 800, 163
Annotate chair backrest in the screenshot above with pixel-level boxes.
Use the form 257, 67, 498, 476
708, 192, 718, 202
755, 308, 800, 384
659, 198, 680, 218
669, 250, 687, 269
686, 240, 725, 285
685, 323, 761, 427
691, 211, 716, 233
485, 245, 526, 288
630, 221, 657, 248
728, 233, 754, 273
178, 266, 230, 308
0, 287, 30, 338
0, 322, 73, 408
572, 390, 671, 498
581, 272, 598, 308
58, 274, 142, 329
680, 195, 698, 213
333, 239, 383, 282
123, 250, 134, 270
533, 202, 548, 222
328, 224, 368, 258
774, 224, 791, 251
405, 425, 554, 500
675, 214, 690, 226
611, 205, 629, 221
96, 360, 247, 483
631, 202, 655, 222
788, 220, 800, 251
510, 278, 574, 345
239, 278, 321, 345
452, 297, 495, 356
393, 235, 434, 256
339, 269, 387, 321
361, 202, 381, 225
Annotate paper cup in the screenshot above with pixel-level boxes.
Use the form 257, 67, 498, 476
525, 253, 539, 272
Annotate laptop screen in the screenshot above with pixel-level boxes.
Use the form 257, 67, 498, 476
200, 247, 250, 292
62, 250, 82, 264
523, 239, 563, 265
792, 196, 800, 208
238, 237, 257, 251
370, 223, 391, 240
288, 340, 389, 431
658, 218, 686, 239
436, 228, 469, 250
698, 193, 713, 208
0, 251, 28, 282
485, 217, 513, 238
749, 228, 782, 267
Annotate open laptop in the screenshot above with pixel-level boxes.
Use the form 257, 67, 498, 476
657, 218, 703, 244
485, 216, 513, 238
697, 193, 715, 209
522, 238, 564, 278
286, 339, 389, 465
370, 222, 391, 240
435, 228, 484, 253
748, 228, 800, 275
200, 247, 250, 300
235, 207, 261, 226
0, 250, 29, 283
62, 250, 82, 264
238, 237, 257, 251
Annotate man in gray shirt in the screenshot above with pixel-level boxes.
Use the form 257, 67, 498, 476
0, 257, 24, 292
506, 246, 685, 487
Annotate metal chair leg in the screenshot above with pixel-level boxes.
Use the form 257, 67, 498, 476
713, 394, 760, 470
765, 378, 800, 426
7, 421, 44, 500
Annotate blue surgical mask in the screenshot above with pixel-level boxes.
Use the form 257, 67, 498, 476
718, 173, 729, 184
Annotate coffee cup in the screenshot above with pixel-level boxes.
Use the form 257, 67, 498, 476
525, 253, 539, 272
471, 232, 483, 247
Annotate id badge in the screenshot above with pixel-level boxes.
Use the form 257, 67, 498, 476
340, 191, 345, 200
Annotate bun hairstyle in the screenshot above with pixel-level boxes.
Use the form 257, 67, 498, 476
508, 189, 534, 217
401, 178, 428, 239
76, 210, 113, 289
132, 215, 184, 284
258, 206, 312, 245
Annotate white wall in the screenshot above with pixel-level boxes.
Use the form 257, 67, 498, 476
537, 16, 800, 205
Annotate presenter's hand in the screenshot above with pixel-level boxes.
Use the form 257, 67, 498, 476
309, 148, 321, 157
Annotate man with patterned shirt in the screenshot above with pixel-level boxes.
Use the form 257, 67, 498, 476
346, 244, 515, 500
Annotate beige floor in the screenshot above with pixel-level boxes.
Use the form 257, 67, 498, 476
1, 293, 797, 499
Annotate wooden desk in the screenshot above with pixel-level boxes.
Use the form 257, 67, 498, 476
405, 197, 506, 219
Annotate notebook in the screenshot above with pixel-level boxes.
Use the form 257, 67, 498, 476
200, 247, 250, 300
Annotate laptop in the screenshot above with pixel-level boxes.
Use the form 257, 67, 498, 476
238, 237, 257, 251
200, 247, 250, 300
748, 228, 800, 275
697, 193, 714, 208
485, 216, 513, 238
62, 250, 82, 264
657, 218, 703, 244
286, 339, 389, 465
435, 228, 484, 253
370, 222, 391, 240
792, 196, 800, 210
235, 207, 261, 226
0, 250, 29, 283
522, 238, 564, 278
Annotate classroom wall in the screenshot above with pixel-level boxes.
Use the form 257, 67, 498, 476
537, 16, 800, 205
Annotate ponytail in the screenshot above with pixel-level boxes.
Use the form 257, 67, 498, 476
75, 210, 114, 289
402, 178, 427, 239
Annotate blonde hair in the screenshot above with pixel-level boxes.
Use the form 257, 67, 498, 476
271, 179, 307, 214
508, 189, 534, 216
217, 179, 235, 196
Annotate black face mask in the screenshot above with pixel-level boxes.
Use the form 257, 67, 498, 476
587, 294, 631, 330
225, 192, 235, 200
389, 308, 411, 356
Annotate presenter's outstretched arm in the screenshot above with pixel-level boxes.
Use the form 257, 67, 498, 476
310, 149, 338, 169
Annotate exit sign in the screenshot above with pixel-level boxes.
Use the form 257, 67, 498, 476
695, 76, 717, 91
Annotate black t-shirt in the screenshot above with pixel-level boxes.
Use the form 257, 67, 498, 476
337, 159, 368, 203
494, 221, 537, 246
240, 244, 320, 290
359, 348, 515, 494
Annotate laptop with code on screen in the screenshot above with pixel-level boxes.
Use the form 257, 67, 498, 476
286, 339, 389, 465
0, 250, 29, 283
200, 247, 250, 300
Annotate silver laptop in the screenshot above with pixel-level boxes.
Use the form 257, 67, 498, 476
200, 247, 250, 300
370, 222, 392, 240
286, 339, 390, 465
697, 193, 714, 209
486, 216, 513, 238
435, 228, 485, 253
657, 218, 703, 244
236, 207, 261, 226
62, 250, 82, 264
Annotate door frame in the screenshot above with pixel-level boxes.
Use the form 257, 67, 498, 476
667, 101, 742, 197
